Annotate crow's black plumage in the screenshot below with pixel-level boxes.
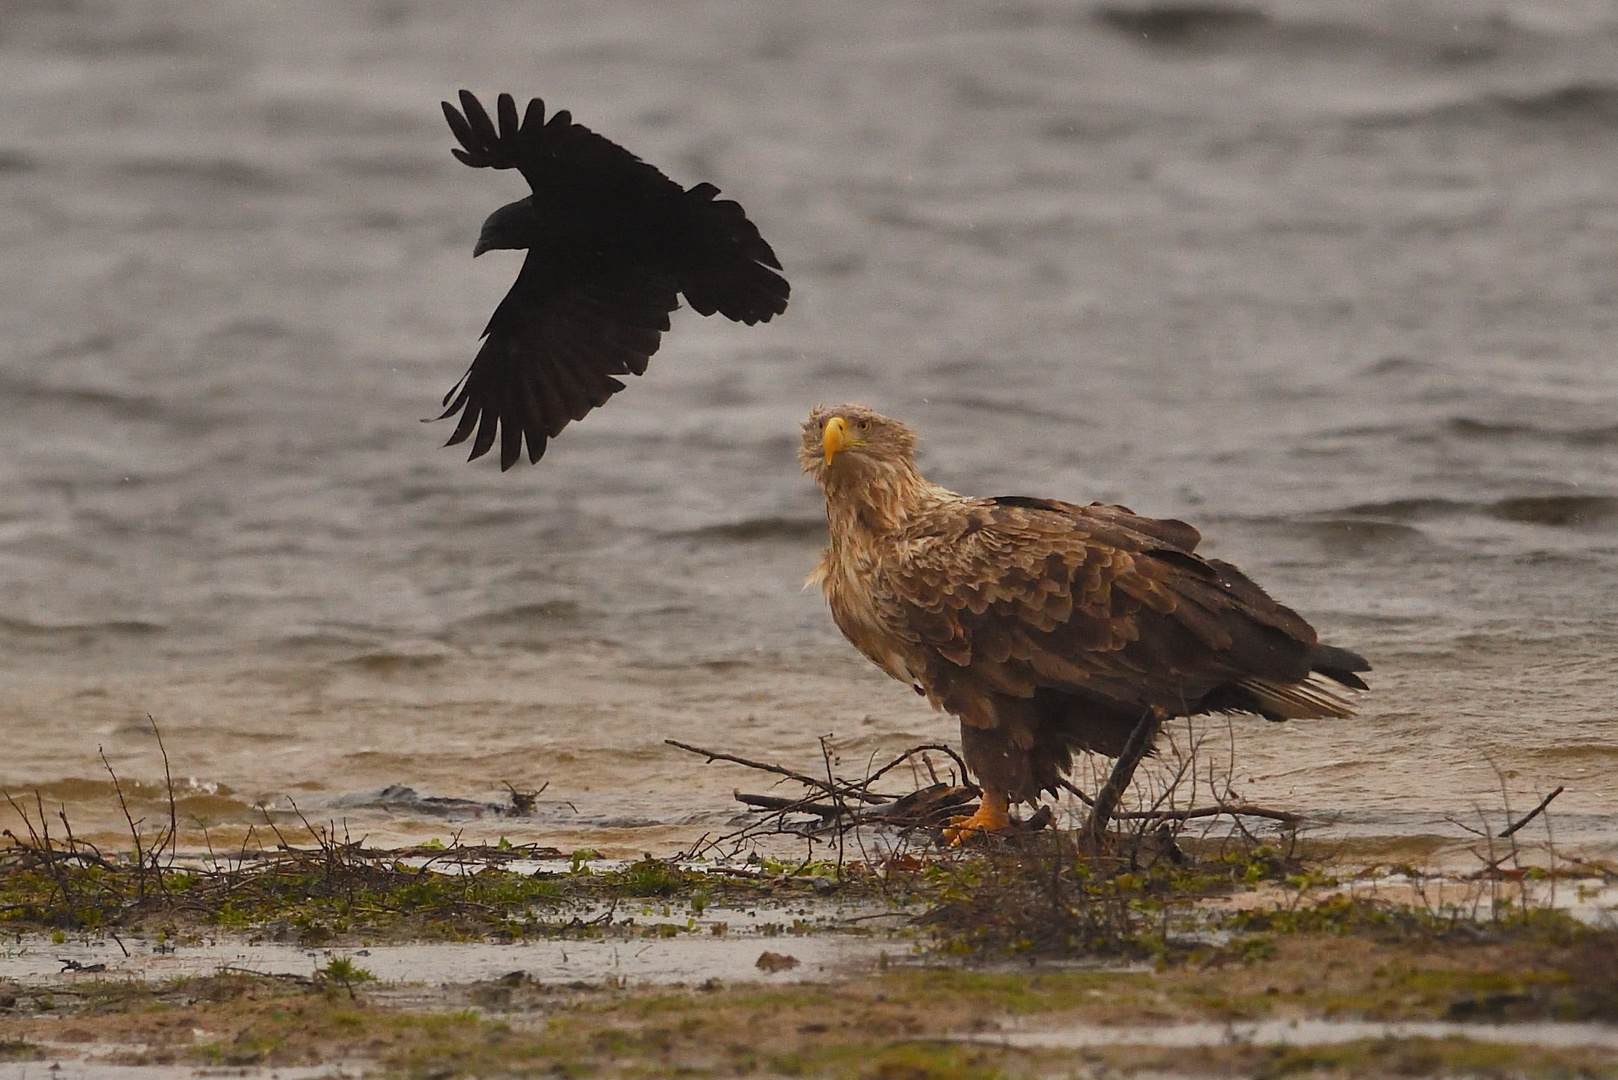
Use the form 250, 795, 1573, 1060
439, 90, 790, 468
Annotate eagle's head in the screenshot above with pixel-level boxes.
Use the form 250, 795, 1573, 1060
799, 403, 919, 488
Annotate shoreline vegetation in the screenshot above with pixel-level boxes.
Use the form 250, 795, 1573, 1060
2, 735, 1615, 1078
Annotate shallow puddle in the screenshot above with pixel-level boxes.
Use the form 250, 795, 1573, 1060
0, 923, 902, 989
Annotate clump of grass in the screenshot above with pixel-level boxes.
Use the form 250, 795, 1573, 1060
316, 956, 376, 999
915, 828, 1317, 957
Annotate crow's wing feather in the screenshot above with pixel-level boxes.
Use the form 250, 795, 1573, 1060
440, 256, 677, 469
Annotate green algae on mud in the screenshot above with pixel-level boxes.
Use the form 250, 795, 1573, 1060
3, 802, 1616, 964
0, 834, 886, 944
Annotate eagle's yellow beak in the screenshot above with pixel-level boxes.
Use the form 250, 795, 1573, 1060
822, 416, 848, 465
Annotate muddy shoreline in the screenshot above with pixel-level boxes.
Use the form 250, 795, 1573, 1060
2, 841, 1615, 1078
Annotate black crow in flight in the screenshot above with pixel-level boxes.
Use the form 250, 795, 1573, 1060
439, 90, 790, 468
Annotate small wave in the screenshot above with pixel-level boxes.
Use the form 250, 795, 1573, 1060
1333, 498, 1472, 521
932, 395, 1090, 426
1362, 356, 1428, 377
1092, 5, 1519, 70
0, 616, 165, 640
0, 369, 168, 423
671, 517, 825, 543
1360, 81, 1618, 131
454, 601, 586, 628
1321, 494, 1618, 529
1289, 518, 1426, 547
444, 601, 596, 651
1492, 83, 1618, 123
1522, 743, 1618, 764
1447, 418, 1537, 440
337, 649, 453, 674
12, 776, 253, 824
1094, 4, 1267, 46
1449, 417, 1618, 448
114, 156, 286, 192
328, 153, 443, 180
1486, 495, 1618, 528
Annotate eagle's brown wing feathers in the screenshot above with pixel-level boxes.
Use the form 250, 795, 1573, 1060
874, 497, 1346, 734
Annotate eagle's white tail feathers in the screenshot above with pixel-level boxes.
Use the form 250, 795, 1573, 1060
1239, 673, 1359, 720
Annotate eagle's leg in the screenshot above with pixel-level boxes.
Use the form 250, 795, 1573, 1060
942, 789, 1011, 844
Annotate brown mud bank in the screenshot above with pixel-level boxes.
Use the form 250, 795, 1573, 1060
1, 843, 1617, 1078
2, 920, 1618, 1079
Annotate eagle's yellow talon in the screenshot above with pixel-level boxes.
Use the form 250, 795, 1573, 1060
942, 792, 1011, 845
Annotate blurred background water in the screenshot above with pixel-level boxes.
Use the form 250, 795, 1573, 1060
1, 0, 1615, 857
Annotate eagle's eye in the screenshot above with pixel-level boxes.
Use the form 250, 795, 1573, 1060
856, 418, 870, 432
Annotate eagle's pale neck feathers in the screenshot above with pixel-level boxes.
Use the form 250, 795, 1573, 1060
820, 450, 950, 541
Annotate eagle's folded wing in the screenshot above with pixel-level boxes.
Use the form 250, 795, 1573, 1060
871, 499, 1347, 716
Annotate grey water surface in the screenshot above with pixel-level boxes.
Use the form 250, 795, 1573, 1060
0, 0, 1614, 855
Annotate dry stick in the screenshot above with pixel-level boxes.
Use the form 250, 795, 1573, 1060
734, 792, 841, 819
1146, 729, 1200, 818
820, 736, 846, 878
37, 790, 79, 914
4, 792, 73, 910
1060, 737, 1294, 829
149, 719, 178, 900
1082, 708, 1164, 850
1115, 803, 1300, 825
2, 790, 46, 852
99, 746, 151, 902
863, 744, 972, 793
53, 807, 113, 914
664, 739, 889, 804
1498, 785, 1564, 840
1057, 777, 1096, 808
153, 720, 178, 864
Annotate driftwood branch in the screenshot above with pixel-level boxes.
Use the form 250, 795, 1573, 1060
1498, 786, 1564, 839
864, 744, 972, 790
664, 740, 889, 804
1082, 708, 1164, 849
733, 792, 841, 819
1115, 803, 1300, 825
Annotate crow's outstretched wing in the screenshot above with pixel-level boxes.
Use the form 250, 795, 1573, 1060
441, 91, 789, 468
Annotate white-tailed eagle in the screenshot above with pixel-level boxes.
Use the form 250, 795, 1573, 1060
800, 404, 1370, 839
